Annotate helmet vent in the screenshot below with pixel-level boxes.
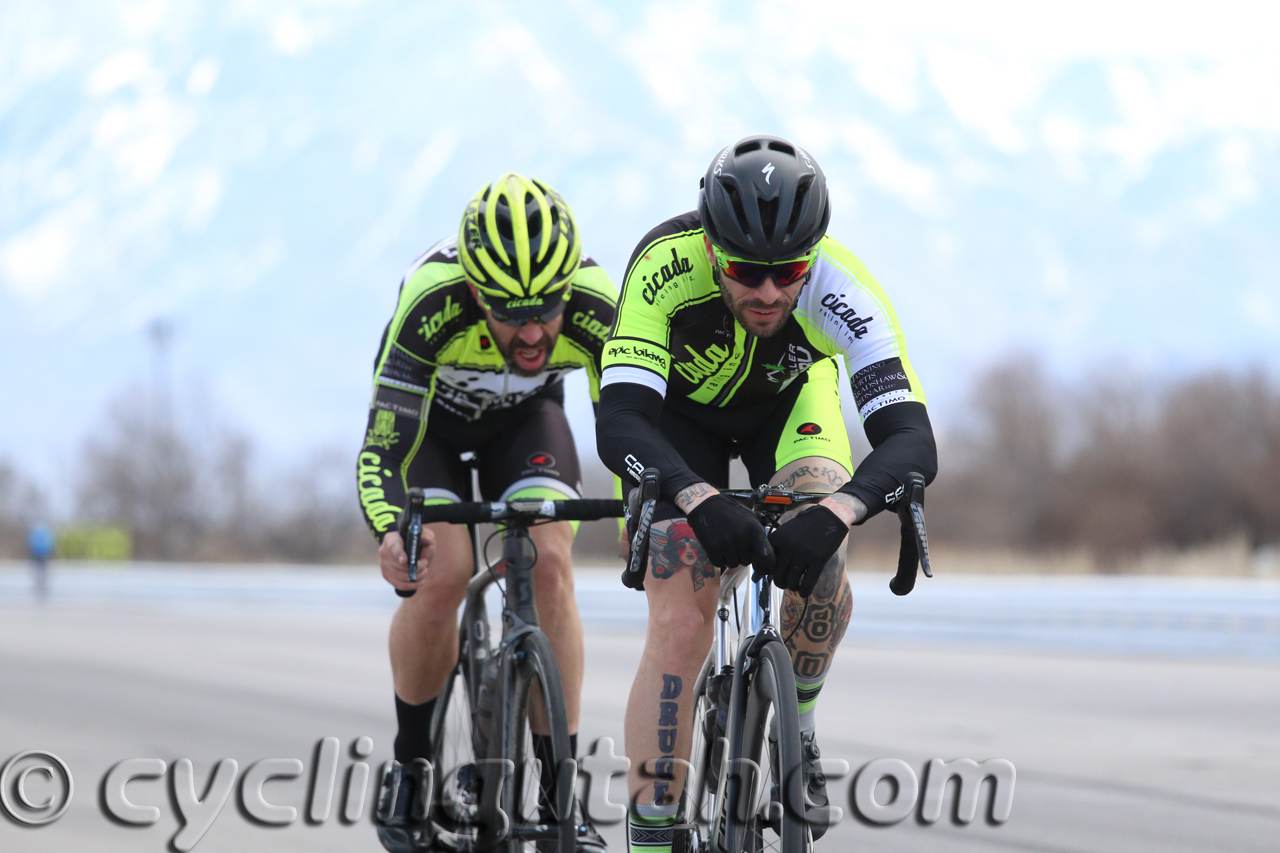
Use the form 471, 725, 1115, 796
758, 195, 780, 241
723, 180, 751, 238
496, 210, 514, 241
767, 140, 795, 156
784, 175, 812, 240
734, 140, 762, 156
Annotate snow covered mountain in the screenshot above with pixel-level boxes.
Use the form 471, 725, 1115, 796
3, 0, 1278, 484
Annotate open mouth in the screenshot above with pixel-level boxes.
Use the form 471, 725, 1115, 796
513, 346, 547, 371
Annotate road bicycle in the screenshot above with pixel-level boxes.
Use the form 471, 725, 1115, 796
378, 488, 624, 852
622, 469, 931, 852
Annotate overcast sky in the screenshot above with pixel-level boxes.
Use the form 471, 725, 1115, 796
2, 0, 1278, 495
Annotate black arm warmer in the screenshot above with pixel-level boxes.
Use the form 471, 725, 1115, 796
839, 401, 938, 521
596, 382, 702, 502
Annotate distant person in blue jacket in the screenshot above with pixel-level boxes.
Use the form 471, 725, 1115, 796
28, 524, 54, 601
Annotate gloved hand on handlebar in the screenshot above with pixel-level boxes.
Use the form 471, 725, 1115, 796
686, 494, 775, 573
766, 505, 848, 597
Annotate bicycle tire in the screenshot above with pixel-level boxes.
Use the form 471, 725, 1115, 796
493, 629, 575, 852
661, 654, 714, 853
713, 637, 810, 853
427, 661, 485, 850
680, 655, 715, 824
427, 576, 496, 851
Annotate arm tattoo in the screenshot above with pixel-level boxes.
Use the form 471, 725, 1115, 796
674, 482, 718, 513
775, 464, 847, 492
825, 492, 867, 524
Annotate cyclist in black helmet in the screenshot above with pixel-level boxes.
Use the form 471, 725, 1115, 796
597, 135, 937, 848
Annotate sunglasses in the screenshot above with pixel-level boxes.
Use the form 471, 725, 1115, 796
479, 292, 568, 327
713, 246, 817, 289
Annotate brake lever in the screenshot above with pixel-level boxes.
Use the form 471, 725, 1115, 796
889, 472, 930, 596
622, 468, 659, 591
398, 487, 425, 599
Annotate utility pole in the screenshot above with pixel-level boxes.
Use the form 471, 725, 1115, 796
147, 317, 175, 433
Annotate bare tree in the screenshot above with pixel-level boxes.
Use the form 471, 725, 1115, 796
929, 356, 1280, 567
929, 356, 1060, 550
77, 385, 201, 559
0, 458, 46, 557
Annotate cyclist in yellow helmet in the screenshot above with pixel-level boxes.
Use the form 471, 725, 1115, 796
362, 173, 617, 852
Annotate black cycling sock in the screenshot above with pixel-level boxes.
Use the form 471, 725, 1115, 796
393, 694, 438, 763
534, 733, 578, 817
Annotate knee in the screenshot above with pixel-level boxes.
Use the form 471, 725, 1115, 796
533, 543, 574, 601
647, 599, 713, 657
407, 571, 468, 621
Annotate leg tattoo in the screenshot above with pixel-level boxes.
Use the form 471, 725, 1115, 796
649, 520, 715, 592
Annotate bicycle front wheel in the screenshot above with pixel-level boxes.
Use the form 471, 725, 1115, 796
494, 629, 575, 853
714, 637, 810, 853
428, 660, 484, 850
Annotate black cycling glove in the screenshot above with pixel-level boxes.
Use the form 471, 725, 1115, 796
687, 494, 775, 573
767, 505, 848, 597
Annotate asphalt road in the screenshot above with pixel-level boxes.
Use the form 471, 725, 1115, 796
1, 563, 1278, 852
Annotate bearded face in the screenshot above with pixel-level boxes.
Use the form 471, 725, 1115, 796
715, 268, 805, 339
488, 319, 562, 376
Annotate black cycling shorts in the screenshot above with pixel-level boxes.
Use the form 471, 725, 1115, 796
414, 396, 583, 506
650, 358, 851, 522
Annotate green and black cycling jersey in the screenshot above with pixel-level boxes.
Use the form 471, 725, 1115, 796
357, 237, 617, 537
596, 210, 936, 518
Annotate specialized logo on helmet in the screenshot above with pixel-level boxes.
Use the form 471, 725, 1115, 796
713, 145, 732, 177
762, 162, 775, 184
796, 422, 822, 436
528, 453, 556, 468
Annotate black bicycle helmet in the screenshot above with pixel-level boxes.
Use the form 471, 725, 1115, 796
698, 134, 831, 262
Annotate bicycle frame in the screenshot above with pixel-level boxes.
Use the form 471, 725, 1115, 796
461, 523, 566, 850
694, 563, 781, 824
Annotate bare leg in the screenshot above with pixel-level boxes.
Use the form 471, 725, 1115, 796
624, 520, 720, 806
771, 458, 854, 699
389, 521, 473, 703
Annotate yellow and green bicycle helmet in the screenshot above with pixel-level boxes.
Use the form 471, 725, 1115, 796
457, 173, 582, 324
